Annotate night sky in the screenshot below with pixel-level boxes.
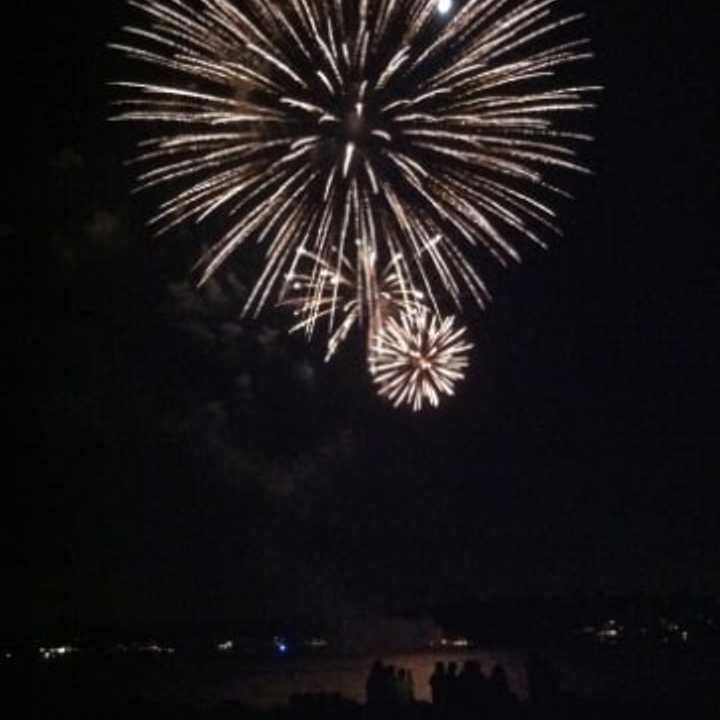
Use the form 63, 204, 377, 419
8, 1, 719, 633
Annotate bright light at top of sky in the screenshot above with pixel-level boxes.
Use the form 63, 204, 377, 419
438, 0, 453, 14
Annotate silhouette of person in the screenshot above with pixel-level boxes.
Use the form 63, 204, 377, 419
458, 659, 486, 711
406, 669, 415, 704
446, 661, 459, 708
430, 661, 446, 706
366, 659, 384, 707
398, 669, 410, 705
526, 653, 560, 707
383, 664, 399, 705
488, 663, 513, 713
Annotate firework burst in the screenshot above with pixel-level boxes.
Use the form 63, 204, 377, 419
281, 246, 427, 361
370, 308, 473, 411
112, 0, 596, 409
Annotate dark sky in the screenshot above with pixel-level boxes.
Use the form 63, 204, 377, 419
7, 1, 719, 633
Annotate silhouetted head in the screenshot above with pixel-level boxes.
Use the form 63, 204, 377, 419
448, 661, 458, 676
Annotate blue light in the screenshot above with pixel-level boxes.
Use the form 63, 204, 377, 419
278, 643, 288, 654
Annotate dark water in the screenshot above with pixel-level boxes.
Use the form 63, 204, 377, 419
20, 645, 720, 711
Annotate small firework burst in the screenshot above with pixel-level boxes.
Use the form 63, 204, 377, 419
369, 308, 473, 411
282, 246, 426, 361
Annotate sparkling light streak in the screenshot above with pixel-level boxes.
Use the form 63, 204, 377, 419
282, 246, 427, 362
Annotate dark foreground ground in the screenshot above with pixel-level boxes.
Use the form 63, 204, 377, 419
17, 692, 720, 720
16, 665, 720, 720
12, 644, 720, 719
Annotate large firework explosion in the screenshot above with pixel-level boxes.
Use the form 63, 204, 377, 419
112, 0, 596, 410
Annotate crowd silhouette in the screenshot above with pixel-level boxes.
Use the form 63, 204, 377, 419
366, 660, 416, 707
430, 659, 514, 714
290, 653, 718, 720
365, 655, 562, 717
